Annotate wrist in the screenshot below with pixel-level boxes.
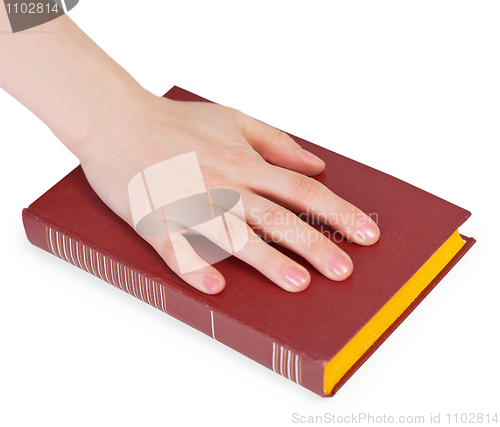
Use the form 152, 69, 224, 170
57, 71, 151, 162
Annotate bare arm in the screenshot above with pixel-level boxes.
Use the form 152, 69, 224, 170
0, 9, 142, 156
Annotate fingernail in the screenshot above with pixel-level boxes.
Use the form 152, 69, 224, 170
301, 149, 324, 163
355, 219, 379, 242
328, 254, 351, 277
284, 266, 308, 288
203, 274, 220, 291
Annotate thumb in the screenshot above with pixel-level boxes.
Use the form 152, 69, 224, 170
225, 107, 326, 176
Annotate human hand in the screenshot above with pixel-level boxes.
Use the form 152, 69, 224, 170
75, 90, 380, 295
0, 12, 379, 295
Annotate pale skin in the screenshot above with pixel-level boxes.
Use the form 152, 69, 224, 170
0, 9, 380, 294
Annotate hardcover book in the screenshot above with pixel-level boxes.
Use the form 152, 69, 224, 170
22, 86, 475, 397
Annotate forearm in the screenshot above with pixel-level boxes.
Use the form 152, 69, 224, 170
0, 7, 146, 159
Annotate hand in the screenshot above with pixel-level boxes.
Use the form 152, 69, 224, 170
0, 11, 379, 294
76, 90, 380, 294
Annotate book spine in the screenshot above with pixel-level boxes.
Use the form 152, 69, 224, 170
22, 208, 327, 396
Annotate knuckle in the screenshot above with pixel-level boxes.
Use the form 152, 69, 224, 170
225, 215, 249, 250
289, 175, 321, 202
304, 232, 328, 254
258, 248, 280, 272
159, 239, 177, 260
223, 107, 244, 127
259, 205, 285, 227
200, 167, 228, 189
274, 129, 285, 145
215, 219, 230, 243
215, 215, 248, 247
274, 129, 292, 146
225, 147, 260, 168
225, 106, 241, 116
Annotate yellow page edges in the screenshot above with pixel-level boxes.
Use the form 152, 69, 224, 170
324, 230, 466, 395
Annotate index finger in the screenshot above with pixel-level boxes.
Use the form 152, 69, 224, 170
247, 165, 380, 246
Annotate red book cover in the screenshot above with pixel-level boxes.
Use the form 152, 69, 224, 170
22, 86, 475, 397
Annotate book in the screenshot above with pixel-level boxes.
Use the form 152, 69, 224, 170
22, 86, 475, 397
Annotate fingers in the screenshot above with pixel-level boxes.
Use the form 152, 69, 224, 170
231, 221, 312, 293
143, 212, 311, 293
243, 191, 353, 281
189, 211, 312, 292
249, 166, 380, 246
143, 233, 226, 295
225, 107, 326, 176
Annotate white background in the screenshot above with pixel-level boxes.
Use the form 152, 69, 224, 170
1, 1, 499, 426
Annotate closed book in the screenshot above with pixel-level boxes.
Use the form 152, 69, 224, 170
22, 86, 475, 397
